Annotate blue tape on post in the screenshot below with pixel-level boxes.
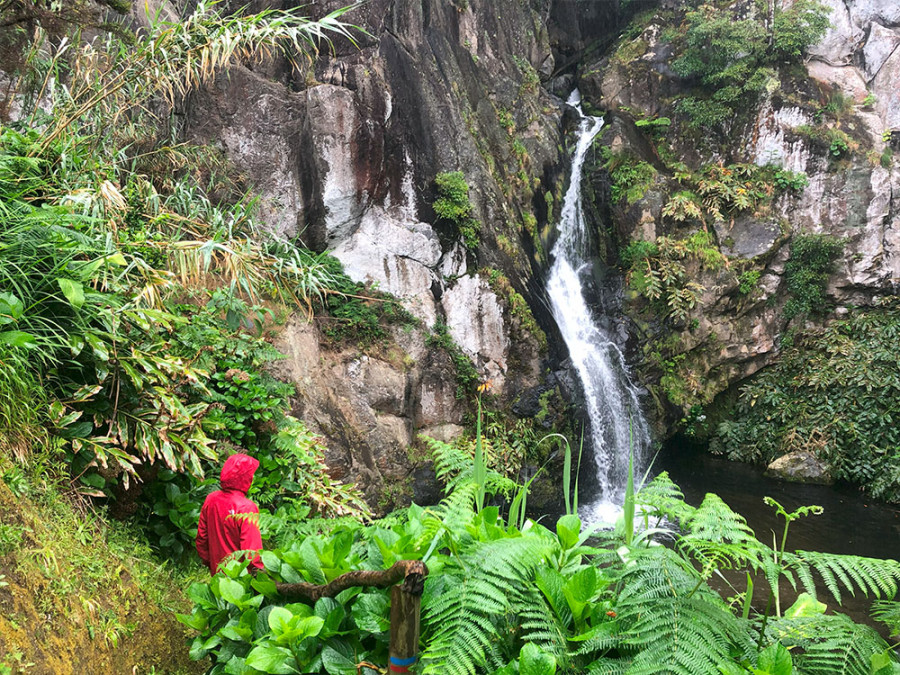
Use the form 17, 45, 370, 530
390, 655, 418, 666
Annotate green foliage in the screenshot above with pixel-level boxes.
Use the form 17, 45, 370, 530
434, 171, 480, 249
713, 300, 900, 502
181, 455, 900, 674
738, 269, 761, 296
782, 233, 844, 320
671, 1, 830, 129
662, 163, 807, 224
318, 255, 417, 349
795, 125, 855, 159
0, 121, 369, 548
773, 169, 809, 193
426, 321, 482, 399
602, 149, 657, 205
622, 230, 724, 322
483, 268, 547, 350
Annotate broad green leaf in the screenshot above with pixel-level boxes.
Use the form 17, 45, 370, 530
756, 642, 792, 675
784, 592, 826, 618
84, 332, 109, 361
267, 606, 294, 634
186, 582, 216, 609
219, 578, 247, 606
0, 292, 23, 323
261, 550, 282, 573
556, 514, 581, 550
0, 330, 37, 348
871, 651, 900, 675
320, 645, 357, 675
58, 277, 85, 309
519, 642, 556, 675
176, 611, 208, 631
219, 624, 253, 642
351, 592, 390, 634
244, 645, 297, 674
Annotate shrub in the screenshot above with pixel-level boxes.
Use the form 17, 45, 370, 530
714, 300, 900, 502
603, 150, 657, 205
671, 1, 830, 129
782, 233, 844, 320
434, 172, 480, 249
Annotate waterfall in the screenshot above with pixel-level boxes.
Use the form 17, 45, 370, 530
547, 91, 651, 524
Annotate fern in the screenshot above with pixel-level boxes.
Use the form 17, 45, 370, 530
786, 550, 900, 604
423, 435, 472, 492
872, 600, 900, 635
768, 614, 893, 675
636, 471, 695, 524
420, 535, 555, 674
612, 547, 755, 674
421, 434, 517, 498
512, 585, 570, 665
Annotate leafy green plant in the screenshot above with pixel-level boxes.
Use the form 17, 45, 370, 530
671, 1, 829, 129
795, 125, 855, 159
712, 299, 900, 502
782, 233, 844, 320
738, 269, 761, 296
602, 149, 657, 205
433, 172, 480, 249
622, 230, 725, 322
426, 321, 481, 399
180, 447, 900, 674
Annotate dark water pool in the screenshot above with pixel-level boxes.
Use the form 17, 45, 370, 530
658, 445, 900, 633
658, 444, 900, 560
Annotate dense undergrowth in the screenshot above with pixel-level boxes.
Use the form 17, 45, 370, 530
179, 430, 900, 674
712, 299, 900, 503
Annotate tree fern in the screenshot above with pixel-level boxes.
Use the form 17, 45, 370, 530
786, 550, 900, 604
420, 535, 555, 674
871, 599, 900, 635
768, 614, 894, 675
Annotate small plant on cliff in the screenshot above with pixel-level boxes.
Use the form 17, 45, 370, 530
426, 321, 481, 399
433, 171, 480, 249
622, 230, 725, 322
662, 163, 809, 224
782, 233, 844, 320
603, 148, 657, 205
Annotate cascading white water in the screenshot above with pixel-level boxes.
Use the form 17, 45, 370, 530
547, 91, 651, 524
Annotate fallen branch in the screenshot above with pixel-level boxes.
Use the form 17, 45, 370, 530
275, 559, 427, 602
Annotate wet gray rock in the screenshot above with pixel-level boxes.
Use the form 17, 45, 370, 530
765, 451, 834, 486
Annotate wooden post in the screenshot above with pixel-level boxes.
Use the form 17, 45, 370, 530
388, 584, 421, 673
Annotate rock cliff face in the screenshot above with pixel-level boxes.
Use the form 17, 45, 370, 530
175, 0, 628, 507
576, 0, 899, 429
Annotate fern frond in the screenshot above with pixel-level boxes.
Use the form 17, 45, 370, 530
871, 599, 900, 635
421, 434, 471, 493
787, 550, 900, 604
684, 493, 757, 543
769, 614, 892, 675
420, 535, 554, 675
613, 547, 755, 674
586, 657, 631, 674
512, 586, 570, 665
636, 471, 695, 524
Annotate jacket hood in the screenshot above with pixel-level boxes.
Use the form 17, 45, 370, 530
220, 453, 259, 493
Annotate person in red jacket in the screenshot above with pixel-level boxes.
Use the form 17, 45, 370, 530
196, 453, 265, 574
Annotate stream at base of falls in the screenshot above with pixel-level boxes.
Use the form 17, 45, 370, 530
660, 441, 900, 560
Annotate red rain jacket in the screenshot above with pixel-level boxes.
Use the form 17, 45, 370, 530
196, 453, 265, 574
